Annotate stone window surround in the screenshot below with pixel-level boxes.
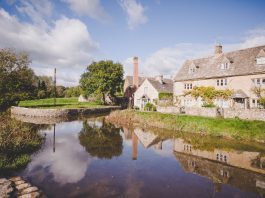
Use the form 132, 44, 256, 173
217, 78, 228, 86
184, 83, 193, 90
220, 62, 230, 70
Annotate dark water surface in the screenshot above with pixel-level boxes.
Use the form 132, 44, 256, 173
14, 116, 265, 198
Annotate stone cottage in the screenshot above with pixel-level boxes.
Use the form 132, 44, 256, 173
134, 75, 173, 110
174, 45, 265, 109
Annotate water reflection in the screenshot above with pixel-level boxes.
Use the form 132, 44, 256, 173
79, 119, 123, 159
25, 121, 93, 185
15, 117, 265, 198
173, 138, 265, 197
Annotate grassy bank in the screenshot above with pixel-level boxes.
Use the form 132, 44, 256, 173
106, 110, 265, 142
0, 112, 45, 171
18, 97, 103, 109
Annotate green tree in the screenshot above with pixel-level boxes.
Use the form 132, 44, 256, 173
80, 60, 124, 104
64, 86, 83, 97
0, 49, 37, 110
79, 119, 123, 159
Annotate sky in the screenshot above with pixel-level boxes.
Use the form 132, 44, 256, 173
0, 0, 265, 86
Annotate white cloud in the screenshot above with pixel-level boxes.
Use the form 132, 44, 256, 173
119, 0, 148, 29
16, 0, 53, 29
27, 121, 93, 185
123, 27, 265, 79
0, 8, 98, 86
63, 0, 110, 22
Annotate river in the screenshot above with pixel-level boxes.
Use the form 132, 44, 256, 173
9, 115, 265, 197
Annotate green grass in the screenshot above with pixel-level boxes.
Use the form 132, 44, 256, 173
18, 97, 104, 109
107, 110, 265, 142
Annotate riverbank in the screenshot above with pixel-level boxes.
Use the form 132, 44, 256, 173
0, 112, 45, 171
18, 97, 102, 109
106, 110, 265, 142
11, 106, 121, 118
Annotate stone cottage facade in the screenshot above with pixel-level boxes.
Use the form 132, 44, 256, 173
134, 75, 173, 110
174, 45, 265, 109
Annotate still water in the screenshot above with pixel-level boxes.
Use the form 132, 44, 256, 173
14, 115, 265, 198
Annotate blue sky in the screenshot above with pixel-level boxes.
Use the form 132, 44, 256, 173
0, 0, 265, 86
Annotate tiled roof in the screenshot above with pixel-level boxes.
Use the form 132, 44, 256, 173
174, 45, 265, 82
147, 78, 173, 93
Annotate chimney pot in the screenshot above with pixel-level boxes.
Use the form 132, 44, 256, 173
155, 75, 164, 84
215, 44, 222, 55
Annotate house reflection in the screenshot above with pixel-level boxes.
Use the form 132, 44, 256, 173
126, 127, 165, 160
174, 138, 265, 196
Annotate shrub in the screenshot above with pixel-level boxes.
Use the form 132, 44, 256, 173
158, 92, 173, 100
144, 102, 156, 111
202, 102, 216, 108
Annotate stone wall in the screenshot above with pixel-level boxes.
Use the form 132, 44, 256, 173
157, 106, 217, 117
224, 108, 265, 121
157, 106, 180, 114
184, 107, 217, 118
11, 106, 121, 118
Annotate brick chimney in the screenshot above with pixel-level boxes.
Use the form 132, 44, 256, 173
215, 44, 222, 55
132, 131, 138, 160
133, 57, 139, 88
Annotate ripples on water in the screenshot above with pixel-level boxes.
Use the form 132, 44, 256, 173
11, 115, 265, 198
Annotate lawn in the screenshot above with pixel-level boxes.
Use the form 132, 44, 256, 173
18, 97, 104, 109
106, 110, 265, 142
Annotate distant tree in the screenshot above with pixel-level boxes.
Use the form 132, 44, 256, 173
64, 86, 83, 98
80, 60, 124, 104
0, 49, 36, 110
56, 86, 66, 98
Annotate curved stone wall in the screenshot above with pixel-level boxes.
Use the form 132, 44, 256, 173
11, 106, 121, 118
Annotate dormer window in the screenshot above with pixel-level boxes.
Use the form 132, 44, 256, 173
188, 62, 198, 74
257, 57, 265, 65
256, 49, 265, 65
189, 66, 196, 74
220, 62, 229, 70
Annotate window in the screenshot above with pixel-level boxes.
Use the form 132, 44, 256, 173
253, 78, 265, 86
220, 63, 229, 70
216, 153, 228, 163
184, 83, 193, 90
257, 57, 265, 65
217, 79, 228, 86
189, 66, 196, 74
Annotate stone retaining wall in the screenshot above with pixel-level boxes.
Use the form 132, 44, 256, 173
224, 108, 265, 121
11, 106, 121, 118
157, 106, 180, 114
157, 105, 265, 121
184, 107, 217, 118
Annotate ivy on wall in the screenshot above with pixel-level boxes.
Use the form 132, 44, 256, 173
184, 86, 233, 105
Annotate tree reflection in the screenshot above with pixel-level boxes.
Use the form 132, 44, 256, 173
79, 119, 123, 159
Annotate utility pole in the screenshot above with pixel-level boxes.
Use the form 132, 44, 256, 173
54, 68, 56, 106
53, 124, 56, 153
